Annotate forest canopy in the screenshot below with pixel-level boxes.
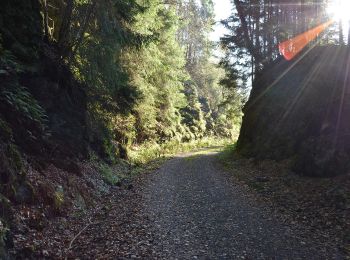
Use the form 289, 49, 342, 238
34, 0, 243, 159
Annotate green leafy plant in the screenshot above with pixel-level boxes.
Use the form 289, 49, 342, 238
53, 188, 64, 210
0, 50, 24, 74
99, 163, 120, 185
1, 86, 48, 131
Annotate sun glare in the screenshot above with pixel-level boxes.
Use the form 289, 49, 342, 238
327, 0, 350, 22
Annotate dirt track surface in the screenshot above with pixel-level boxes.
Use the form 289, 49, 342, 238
64, 150, 342, 259
141, 151, 341, 259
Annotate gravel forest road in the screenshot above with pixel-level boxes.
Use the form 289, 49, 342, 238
141, 150, 341, 259
69, 149, 342, 259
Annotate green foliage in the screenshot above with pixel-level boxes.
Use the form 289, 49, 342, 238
121, 2, 189, 144
72, 0, 143, 114
218, 143, 237, 163
35, 0, 242, 161
0, 50, 26, 74
53, 186, 64, 210
180, 82, 206, 140
1, 87, 48, 130
0, 48, 48, 139
129, 137, 232, 165
175, 0, 243, 140
98, 163, 120, 185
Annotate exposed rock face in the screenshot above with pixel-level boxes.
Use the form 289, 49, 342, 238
237, 46, 350, 177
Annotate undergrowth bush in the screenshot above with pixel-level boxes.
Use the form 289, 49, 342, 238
0, 50, 48, 135
98, 163, 120, 185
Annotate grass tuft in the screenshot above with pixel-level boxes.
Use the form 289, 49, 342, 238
217, 143, 237, 165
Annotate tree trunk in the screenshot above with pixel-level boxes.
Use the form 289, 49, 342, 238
42, 0, 50, 41
58, 0, 74, 57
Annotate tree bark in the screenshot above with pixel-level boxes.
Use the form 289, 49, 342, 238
58, 0, 74, 56
42, 0, 50, 41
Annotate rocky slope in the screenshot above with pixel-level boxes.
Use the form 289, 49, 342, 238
0, 1, 109, 257
238, 46, 350, 177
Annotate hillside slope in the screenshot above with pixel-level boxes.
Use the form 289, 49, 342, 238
237, 46, 350, 176
0, 1, 102, 257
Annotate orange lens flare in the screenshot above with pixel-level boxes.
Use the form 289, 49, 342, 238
279, 20, 334, 61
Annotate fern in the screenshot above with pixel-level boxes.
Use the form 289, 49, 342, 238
1, 87, 48, 131
0, 50, 24, 73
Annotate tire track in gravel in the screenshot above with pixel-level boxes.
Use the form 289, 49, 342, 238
142, 150, 342, 259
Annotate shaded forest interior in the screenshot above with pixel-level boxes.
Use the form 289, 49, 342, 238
1, 0, 350, 258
